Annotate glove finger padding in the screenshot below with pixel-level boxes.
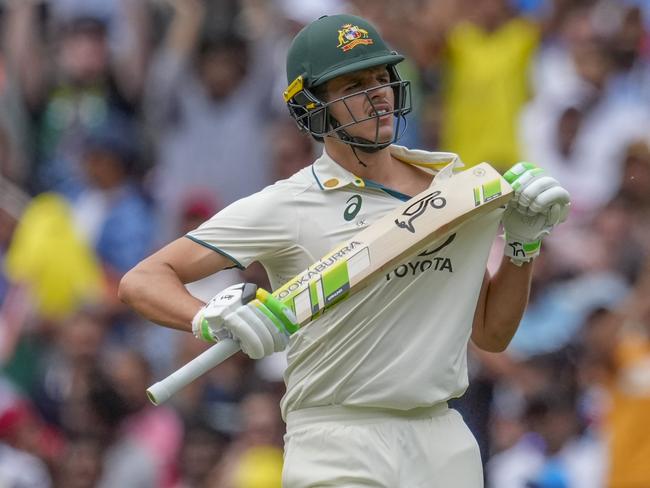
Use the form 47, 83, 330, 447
224, 301, 289, 359
558, 201, 570, 223
224, 306, 272, 359
249, 300, 290, 352
527, 185, 571, 217
505, 162, 544, 195
517, 175, 560, 208
544, 201, 569, 227
547, 203, 562, 226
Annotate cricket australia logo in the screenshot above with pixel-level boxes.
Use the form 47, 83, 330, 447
337, 24, 373, 52
394, 191, 447, 233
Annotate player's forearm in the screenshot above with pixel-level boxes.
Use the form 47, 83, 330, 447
473, 256, 534, 352
118, 263, 203, 332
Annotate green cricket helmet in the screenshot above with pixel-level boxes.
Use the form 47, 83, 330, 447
283, 14, 412, 152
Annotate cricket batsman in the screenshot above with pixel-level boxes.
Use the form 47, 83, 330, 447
119, 14, 570, 487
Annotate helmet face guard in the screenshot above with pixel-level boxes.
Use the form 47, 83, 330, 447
285, 64, 412, 151
284, 14, 412, 151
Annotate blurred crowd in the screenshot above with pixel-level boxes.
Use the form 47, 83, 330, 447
0, 0, 649, 487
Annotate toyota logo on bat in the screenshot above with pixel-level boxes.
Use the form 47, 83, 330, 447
394, 190, 447, 233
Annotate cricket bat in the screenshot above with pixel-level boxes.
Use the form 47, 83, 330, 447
146, 162, 512, 405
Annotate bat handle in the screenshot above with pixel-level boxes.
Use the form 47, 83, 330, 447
146, 338, 241, 405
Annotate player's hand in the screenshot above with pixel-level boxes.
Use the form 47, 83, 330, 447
502, 162, 571, 265
192, 283, 254, 342
192, 283, 295, 359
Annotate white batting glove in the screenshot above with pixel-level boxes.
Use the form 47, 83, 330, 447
192, 283, 254, 342
502, 162, 571, 265
192, 283, 295, 360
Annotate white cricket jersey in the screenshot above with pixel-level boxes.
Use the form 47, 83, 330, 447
187, 145, 503, 419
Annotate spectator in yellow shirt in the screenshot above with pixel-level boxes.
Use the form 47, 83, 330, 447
421, 0, 540, 170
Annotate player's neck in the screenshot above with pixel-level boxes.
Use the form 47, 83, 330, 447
325, 140, 394, 180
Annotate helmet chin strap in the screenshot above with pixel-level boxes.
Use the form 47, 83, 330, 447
350, 145, 368, 167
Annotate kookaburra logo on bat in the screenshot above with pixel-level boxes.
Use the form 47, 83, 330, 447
394, 190, 447, 233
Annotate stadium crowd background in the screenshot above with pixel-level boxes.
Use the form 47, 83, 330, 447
1, 0, 650, 486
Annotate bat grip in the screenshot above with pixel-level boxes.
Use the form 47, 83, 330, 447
146, 338, 241, 405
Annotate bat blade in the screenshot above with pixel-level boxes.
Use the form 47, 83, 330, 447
276, 162, 511, 323
146, 163, 512, 404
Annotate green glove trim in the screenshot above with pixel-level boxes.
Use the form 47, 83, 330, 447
503, 162, 543, 188
523, 240, 541, 253
256, 289, 299, 334
504, 233, 542, 265
252, 299, 289, 336
199, 317, 216, 342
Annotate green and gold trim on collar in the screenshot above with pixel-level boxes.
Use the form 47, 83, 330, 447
311, 151, 365, 191
310, 145, 463, 192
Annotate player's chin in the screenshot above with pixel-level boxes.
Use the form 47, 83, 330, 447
376, 125, 394, 143
359, 119, 394, 143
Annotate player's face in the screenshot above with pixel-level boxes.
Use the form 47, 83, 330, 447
325, 66, 395, 143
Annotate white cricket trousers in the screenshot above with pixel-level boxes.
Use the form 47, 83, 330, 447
282, 403, 483, 488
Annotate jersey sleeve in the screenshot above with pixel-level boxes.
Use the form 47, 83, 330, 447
186, 186, 297, 269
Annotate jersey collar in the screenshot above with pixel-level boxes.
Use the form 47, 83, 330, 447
311, 145, 465, 191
